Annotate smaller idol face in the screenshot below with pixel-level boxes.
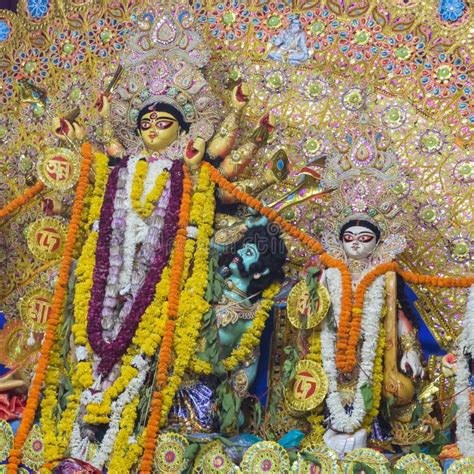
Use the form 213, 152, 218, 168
341, 225, 378, 260
139, 111, 180, 151
229, 243, 260, 276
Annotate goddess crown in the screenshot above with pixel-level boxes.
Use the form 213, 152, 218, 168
321, 128, 408, 265
110, 6, 221, 151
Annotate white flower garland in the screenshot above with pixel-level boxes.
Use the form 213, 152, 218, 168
91, 360, 149, 469
119, 155, 172, 290
321, 268, 386, 433
455, 285, 474, 456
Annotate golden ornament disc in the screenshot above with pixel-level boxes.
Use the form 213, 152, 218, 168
343, 448, 390, 473
19, 287, 53, 332
0, 319, 39, 368
292, 443, 340, 473
241, 440, 290, 474
447, 457, 474, 473
37, 146, 80, 190
287, 281, 330, 329
394, 453, 442, 473
285, 359, 328, 413
154, 432, 189, 473
0, 419, 14, 461
26, 217, 67, 262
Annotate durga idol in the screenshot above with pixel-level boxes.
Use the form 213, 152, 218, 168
25, 8, 276, 472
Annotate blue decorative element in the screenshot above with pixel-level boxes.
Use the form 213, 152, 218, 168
402, 282, 446, 358
0, 312, 8, 377
0, 20, 11, 42
278, 430, 305, 449
27, 0, 49, 19
438, 0, 466, 21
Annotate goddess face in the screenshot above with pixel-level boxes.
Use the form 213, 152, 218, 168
138, 111, 180, 151
229, 243, 261, 277
341, 225, 378, 260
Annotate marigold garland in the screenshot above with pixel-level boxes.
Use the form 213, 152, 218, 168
131, 159, 170, 219
140, 164, 192, 473
223, 282, 280, 372
0, 180, 45, 220
160, 165, 216, 426
203, 163, 474, 374
38, 152, 110, 462
108, 395, 142, 473
8, 143, 94, 473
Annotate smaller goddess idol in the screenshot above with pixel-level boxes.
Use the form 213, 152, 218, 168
308, 131, 427, 456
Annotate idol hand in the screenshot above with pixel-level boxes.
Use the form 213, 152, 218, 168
231, 83, 250, 110
185, 137, 206, 171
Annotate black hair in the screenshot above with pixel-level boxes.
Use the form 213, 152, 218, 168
224, 223, 287, 303
396, 273, 419, 329
339, 219, 381, 242
136, 102, 190, 135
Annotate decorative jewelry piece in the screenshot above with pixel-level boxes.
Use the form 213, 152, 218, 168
110, 7, 221, 152
343, 448, 390, 473
447, 457, 474, 473
285, 359, 328, 414
241, 440, 290, 474
22, 424, 45, 472
292, 444, 339, 473
26, 216, 67, 262
193, 440, 238, 473
287, 280, 331, 329
37, 146, 80, 190
0, 419, 14, 461
394, 453, 442, 473
19, 287, 53, 333
154, 432, 189, 473
400, 329, 422, 356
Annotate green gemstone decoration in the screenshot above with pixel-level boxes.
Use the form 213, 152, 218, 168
346, 90, 363, 107
453, 242, 468, 256
421, 133, 440, 152
354, 29, 370, 45
267, 72, 284, 90
33, 103, 45, 117
368, 208, 377, 217
387, 108, 400, 121
421, 208, 436, 222
100, 29, 112, 43
436, 65, 452, 82
229, 69, 240, 81
69, 86, 82, 102
395, 46, 411, 61
62, 42, 75, 54
307, 81, 323, 97
222, 12, 236, 26
267, 15, 281, 28
23, 61, 36, 74
311, 21, 325, 35
459, 163, 472, 176
305, 139, 320, 154
392, 182, 405, 194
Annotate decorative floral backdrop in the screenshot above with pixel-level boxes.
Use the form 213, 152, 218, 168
0, 0, 472, 349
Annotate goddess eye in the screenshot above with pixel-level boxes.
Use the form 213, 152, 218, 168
156, 120, 174, 130
140, 121, 151, 130
359, 234, 374, 242
343, 234, 353, 242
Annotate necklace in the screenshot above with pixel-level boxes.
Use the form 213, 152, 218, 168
131, 159, 170, 219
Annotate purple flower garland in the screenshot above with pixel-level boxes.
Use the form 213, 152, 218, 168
87, 159, 184, 375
